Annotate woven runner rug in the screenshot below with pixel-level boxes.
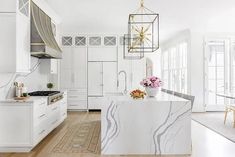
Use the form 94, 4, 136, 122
52, 121, 101, 154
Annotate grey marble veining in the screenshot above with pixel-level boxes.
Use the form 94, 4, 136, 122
101, 93, 192, 155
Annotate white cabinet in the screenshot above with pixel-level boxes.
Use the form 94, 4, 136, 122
61, 47, 87, 89
0, 0, 16, 12
60, 47, 87, 110
88, 97, 105, 110
73, 48, 87, 88
88, 47, 117, 61
67, 89, 87, 110
88, 62, 118, 110
0, 96, 67, 152
88, 62, 103, 96
0, 0, 30, 73
103, 62, 117, 93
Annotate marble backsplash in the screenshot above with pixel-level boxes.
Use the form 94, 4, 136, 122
0, 57, 58, 99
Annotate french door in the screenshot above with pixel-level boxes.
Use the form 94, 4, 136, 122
230, 41, 235, 102
204, 39, 229, 111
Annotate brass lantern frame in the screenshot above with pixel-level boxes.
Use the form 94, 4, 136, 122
127, 0, 159, 53
123, 34, 144, 60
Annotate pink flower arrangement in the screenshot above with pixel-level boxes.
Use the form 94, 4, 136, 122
140, 76, 163, 88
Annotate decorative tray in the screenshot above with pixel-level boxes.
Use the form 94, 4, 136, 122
14, 97, 30, 101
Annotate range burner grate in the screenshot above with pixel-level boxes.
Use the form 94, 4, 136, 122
28, 91, 60, 96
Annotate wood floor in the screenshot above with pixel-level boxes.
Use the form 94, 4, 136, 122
1, 112, 235, 157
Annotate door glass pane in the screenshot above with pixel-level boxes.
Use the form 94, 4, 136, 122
208, 67, 216, 79
231, 42, 235, 94
217, 67, 224, 79
208, 93, 216, 105
217, 53, 224, 66
217, 80, 224, 93
208, 52, 216, 66
207, 41, 226, 108
207, 41, 225, 105
208, 80, 216, 92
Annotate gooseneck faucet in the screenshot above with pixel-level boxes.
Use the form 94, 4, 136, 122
118, 70, 127, 94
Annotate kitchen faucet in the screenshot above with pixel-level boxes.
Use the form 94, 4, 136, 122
118, 70, 127, 95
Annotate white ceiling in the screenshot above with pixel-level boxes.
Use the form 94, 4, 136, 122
45, 0, 235, 42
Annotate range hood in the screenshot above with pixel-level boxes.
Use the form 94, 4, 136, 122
31, 2, 62, 59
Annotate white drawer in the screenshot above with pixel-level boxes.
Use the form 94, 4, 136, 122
60, 98, 67, 105
34, 98, 47, 109
68, 95, 87, 102
48, 109, 60, 132
88, 97, 104, 109
68, 89, 87, 95
34, 111, 47, 127
48, 103, 60, 113
34, 119, 48, 145
68, 100, 87, 110
60, 101, 67, 117
33, 102, 47, 126
61, 111, 67, 120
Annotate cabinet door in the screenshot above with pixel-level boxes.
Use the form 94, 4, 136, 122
73, 47, 87, 88
16, 4, 30, 73
60, 69, 72, 89
88, 62, 103, 96
0, 0, 16, 12
61, 47, 73, 69
88, 47, 117, 61
0, 13, 16, 72
103, 62, 118, 93
61, 47, 73, 89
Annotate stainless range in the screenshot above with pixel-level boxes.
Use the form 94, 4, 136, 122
28, 91, 63, 105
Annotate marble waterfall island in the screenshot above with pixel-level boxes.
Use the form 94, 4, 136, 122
101, 92, 192, 155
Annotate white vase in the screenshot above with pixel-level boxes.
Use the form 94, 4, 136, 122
145, 87, 159, 97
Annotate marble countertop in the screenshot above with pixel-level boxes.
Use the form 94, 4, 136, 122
0, 96, 47, 103
106, 92, 189, 103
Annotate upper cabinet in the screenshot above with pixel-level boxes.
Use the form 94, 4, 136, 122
88, 47, 117, 61
0, 0, 17, 12
0, 0, 30, 73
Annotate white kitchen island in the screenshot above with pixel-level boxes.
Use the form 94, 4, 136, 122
101, 92, 192, 155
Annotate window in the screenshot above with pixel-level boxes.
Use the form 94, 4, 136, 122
162, 42, 188, 93
89, 36, 101, 46
75, 36, 86, 46
19, 0, 29, 17
104, 36, 116, 46
62, 36, 73, 46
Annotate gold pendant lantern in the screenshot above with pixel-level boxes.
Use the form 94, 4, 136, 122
127, 0, 159, 53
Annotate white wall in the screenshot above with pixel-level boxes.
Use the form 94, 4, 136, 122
161, 29, 206, 112
189, 31, 205, 112
161, 8, 235, 112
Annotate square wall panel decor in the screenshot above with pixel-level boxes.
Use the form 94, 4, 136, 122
62, 36, 73, 46
75, 36, 86, 46
89, 36, 102, 46
104, 36, 117, 46
19, 0, 29, 17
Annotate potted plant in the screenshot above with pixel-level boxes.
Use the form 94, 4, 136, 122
140, 76, 162, 97
47, 83, 54, 91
